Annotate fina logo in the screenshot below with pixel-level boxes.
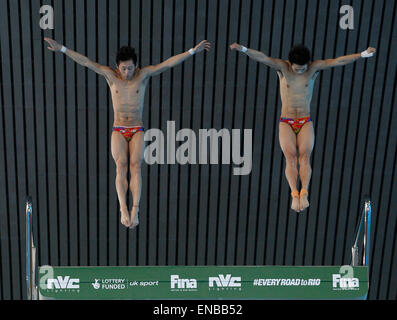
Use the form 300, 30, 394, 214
332, 274, 359, 290
209, 274, 241, 288
170, 275, 197, 290
47, 276, 80, 289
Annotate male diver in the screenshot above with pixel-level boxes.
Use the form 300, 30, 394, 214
230, 43, 375, 212
45, 37, 211, 227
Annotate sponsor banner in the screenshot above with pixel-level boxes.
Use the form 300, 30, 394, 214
38, 265, 368, 300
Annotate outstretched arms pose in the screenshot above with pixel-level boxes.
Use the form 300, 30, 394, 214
230, 42, 376, 71
44, 37, 211, 79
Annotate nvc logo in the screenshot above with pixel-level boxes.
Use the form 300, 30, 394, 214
209, 274, 241, 288
47, 276, 80, 289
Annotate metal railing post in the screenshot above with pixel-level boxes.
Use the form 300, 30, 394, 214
25, 197, 32, 300
25, 196, 38, 300
351, 198, 372, 267
363, 201, 371, 266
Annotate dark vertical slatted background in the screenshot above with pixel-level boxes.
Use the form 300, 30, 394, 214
0, 0, 396, 300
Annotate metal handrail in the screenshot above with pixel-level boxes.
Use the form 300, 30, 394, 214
351, 198, 372, 266
25, 196, 38, 300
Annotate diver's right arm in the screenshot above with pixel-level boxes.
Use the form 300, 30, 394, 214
44, 37, 114, 79
229, 42, 288, 71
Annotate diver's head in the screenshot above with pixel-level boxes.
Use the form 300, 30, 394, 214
288, 44, 311, 74
116, 46, 138, 80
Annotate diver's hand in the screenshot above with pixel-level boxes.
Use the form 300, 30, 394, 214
192, 40, 211, 53
44, 37, 63, 52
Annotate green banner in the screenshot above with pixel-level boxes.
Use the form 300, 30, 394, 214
38, 265, 368, 300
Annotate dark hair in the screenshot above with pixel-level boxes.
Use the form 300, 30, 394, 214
116, 46, 137, 66
288, 45, 311, 65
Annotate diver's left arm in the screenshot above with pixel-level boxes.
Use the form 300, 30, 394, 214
311, 47, 376, 70
142, 40, 211, 77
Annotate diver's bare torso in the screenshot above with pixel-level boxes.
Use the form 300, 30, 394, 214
277, 61, 319, 118
105, 67, 149, 127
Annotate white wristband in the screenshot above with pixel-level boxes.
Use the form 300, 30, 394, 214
361, 50, 373, 58
241, 46, 248, 53
61, 45, 67, 53
189, 48, 195, 55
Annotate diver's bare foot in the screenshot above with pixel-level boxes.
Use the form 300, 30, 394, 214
299, 189, 309, 211
129, 205, 139, 229
120, 206, 130, 227
291, 190, 300, 212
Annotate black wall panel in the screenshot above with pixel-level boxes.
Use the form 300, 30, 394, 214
0, 0, 396, 300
